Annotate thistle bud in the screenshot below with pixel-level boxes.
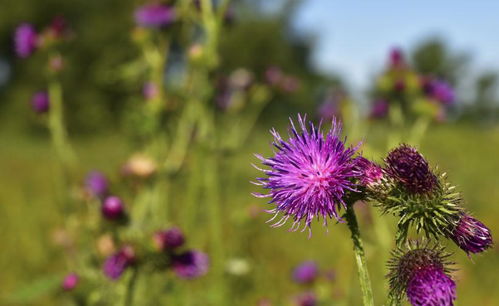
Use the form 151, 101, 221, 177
449, 214, 492, 254
153, 227, 185, 251
102, 196, 125, 220
387, 243, 456, 306
61, 273, 79, 291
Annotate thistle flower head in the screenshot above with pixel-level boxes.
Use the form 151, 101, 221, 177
385, 145, 438, 194
172, 250, 209, 279
294, 291, 317, 306
450, 213, 492, 254
253, 115, 360, 233
61, 273, 79, 291
14, 23, 38, 58
102, 196, 125, 220
292, 261, 318, 284
153, 227, 185, 251
355, 156, 383, 186
134, 4, 175, 28
85, 171, 108, 198
31, 91, 50, 113
387, 242, 456, 306
103, 246, 135, 280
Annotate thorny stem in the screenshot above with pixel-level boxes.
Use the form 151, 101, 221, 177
345, 203, 375, 306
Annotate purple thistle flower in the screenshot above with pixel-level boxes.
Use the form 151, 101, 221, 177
86, 171, 108, 198
385, 145, 438, 194
294, 291, 317, 306
450, 214, 492, 254
153, 227, 185, 251
406, 266, 456, 306
61, 273, 79, 291
134, 4, 175, 28
31, 91, 50, 113
370, 99, 389, 119
355, 157, 383, 186
172, 250, 209, 279
102, 196, 125, 220
253, 115, 360, 233
431, 80, 455, 106
292, 261, 319, 284
388, 244, 456, 306
103, 246, 135, 280
389, 47, 405, 68
14, 23, 38, 58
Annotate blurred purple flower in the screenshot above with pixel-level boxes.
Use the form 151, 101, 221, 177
86, 171, 108, 198
153, 227, 185, 251
294, 292, 317, 306
370, 99, 389, 119
14, 23, 38, 58
292, 261, 318, 284
389, 47, 405, 68
172, 250, 209, 279
317, 100, 339, 121
134, 4, 175, 28
265, 66, 283, 85
103, 246, 135, 280
355, 157, 383, 186
31, 91, 50, 113
432, 80, 455, 105
61, 273, 79, 291
143, 82, 159, 100
50, 16, 68, 38
253, 115, 360, 233
102, 196, 125, 220
450, 214, 492, 254
280, 76, 300, 93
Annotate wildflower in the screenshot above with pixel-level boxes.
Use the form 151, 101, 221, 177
387, 243, 456, 306
389, 47, 405, 68
61, 273, 79, 291
385, 145, 438, 194
449, 213, 492, 254
134, 4, 175, 28
294, 292, 317, 306
143, 82, 159, 100
14, 23, 38, 58
253, 115, 360, 233
172, 250, 209, 279
370, 99, 389, 119
355, 157, 383, 186
86, 171, 108, 198
153, 227, 185, 251
31, 91, 50, 113
292, 261, 318, 284
103, 246, 135, 280
102, 196, 125, 220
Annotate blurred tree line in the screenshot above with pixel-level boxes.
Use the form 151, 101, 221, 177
1, 0, 499, 133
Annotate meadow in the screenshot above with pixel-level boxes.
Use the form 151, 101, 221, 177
1, 120, 498, 305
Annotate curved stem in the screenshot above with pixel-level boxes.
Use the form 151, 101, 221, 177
345, 203, 374, 306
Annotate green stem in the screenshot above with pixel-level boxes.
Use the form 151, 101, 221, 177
345, 204, 374, 306
124, 267, 139, 306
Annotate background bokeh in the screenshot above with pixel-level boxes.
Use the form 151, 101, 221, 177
1, 0, 498, 305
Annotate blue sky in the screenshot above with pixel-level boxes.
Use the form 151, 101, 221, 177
294, 0, 499, 91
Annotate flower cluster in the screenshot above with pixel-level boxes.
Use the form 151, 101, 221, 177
253, 115, 492, 306
370, 47, 455, 121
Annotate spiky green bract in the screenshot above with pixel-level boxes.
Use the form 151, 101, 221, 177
387, 241, 455, 305
369, 171, 462, 245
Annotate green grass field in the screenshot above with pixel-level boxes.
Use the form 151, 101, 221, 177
1, 121, 498, 305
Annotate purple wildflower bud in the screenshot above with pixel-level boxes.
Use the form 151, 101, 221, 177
294, 292, 317, 306
385, 145, 438, 194
370, 99, 389, 119
253, 115, 361, 233
61, 273, 79, 291
388, 244, 456, 306
292, 261, 318, 284
134, 4, 175, 28
14, 23, 38, 58
103, 246, 135, 280
265, 66, 283, 85
102, 196, 124, 220
31, 91, 50, 113
172, 250, 209, 279
355, 157, 383, 186
143, 82, 159, 100
86, 171, 108, 198
390, 47, 404, 68
450, 214, 492, 254
153, 227, 185, 251
431, 80, 455, 105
